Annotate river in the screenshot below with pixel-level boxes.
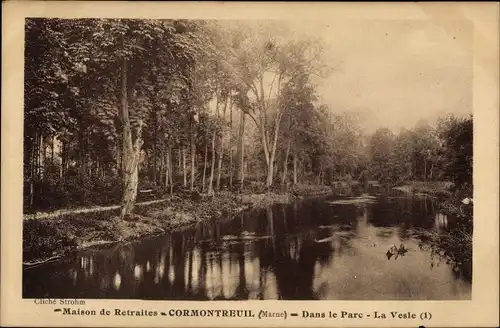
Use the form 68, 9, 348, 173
23, 192, 471, 300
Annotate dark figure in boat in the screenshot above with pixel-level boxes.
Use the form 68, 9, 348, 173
386, 244, 408, 260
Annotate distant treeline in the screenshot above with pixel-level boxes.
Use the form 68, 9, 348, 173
364, 116, 472, 188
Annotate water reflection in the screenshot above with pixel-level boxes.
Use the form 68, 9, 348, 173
113, 272, 121, 291
23, 194, 471, 300
435, 213, 449, 231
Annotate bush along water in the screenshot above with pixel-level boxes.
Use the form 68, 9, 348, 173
418, 182, 473, 283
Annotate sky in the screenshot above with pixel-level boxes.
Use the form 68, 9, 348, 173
285, 19, 473, 133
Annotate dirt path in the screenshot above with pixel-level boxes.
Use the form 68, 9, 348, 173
23, 198, 171, 220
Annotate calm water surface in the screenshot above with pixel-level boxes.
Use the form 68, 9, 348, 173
23, 193, 471, 300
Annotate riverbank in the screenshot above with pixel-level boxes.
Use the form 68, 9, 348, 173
23, 184, 332, 265
393, 181, 454, 199
393, 180, 472, 216
394, 180, 473, 282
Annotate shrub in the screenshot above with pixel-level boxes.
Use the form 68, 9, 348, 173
23, 219, 77, 262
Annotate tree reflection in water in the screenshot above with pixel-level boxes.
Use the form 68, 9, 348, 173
23, 195, 471, 300
22, 199, 342, 300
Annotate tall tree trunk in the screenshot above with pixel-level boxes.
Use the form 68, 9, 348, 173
159, 147, 164, 188
38, 133, 43, 179
190, 116, 196, 192
266, 155, 275, 187
281, 140, 291, 186
202, 139, 208, 192
95, 160, 99, 180
216, 97, 228, 190
35, 132, 42, 204
177, 149, 182, 177
265, 112, 284, 187
34, 133, 39, 178
208, 129, 216, 195
424, 160, 427, 181
229, 100, 233, 190
59, 139, 65, 180
33, 132, 39, 179
78, 122, 86, 181
119, 57, 143, 220
168, 147, 173, 195
116, 134, 122, 183
152, 111, 158, 185
39, 134, 46, 180
51, 135, 55, 165
182, 147, 187, 187
165, 148, 170, 190
259, 121, 270, 169
293, 151, 298, 185
238, 112, 245, 187
208, 97, 220, 195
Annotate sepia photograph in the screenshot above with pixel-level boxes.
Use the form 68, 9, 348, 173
22, 17, 474, 301
2, 1, 498, 327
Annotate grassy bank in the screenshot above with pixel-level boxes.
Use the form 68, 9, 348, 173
418, 224, 472, 282
393, 180, 472, 219
237, 184, 333, 208
23, 184, 332, 265
395, 181, 473, 282
393, 181, 454, 199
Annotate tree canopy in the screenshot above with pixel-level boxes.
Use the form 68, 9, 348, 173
24, 18, 473, 214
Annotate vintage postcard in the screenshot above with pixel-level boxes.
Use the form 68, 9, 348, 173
1, 1, 499, 327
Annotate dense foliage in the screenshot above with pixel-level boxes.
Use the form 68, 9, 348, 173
367, 116, 473, 188
24, 18, 473, 216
